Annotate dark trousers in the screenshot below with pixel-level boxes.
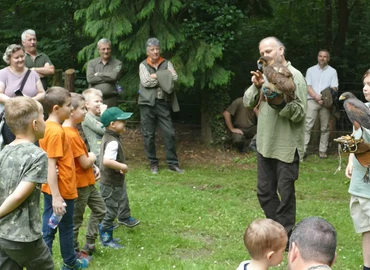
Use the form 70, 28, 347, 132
42, 193, 77, 267
103, 94, 119, 108
140, 100, 179, 166
256, 151, 299, 233
99, 182, 130, 231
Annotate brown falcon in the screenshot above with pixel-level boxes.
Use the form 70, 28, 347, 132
257, 56, 296, 103
339, 92, 370, 131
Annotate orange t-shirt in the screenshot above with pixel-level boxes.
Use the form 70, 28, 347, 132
40, 121, 77, 199
63, 126, 95, 188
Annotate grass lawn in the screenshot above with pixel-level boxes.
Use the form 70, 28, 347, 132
50, 151, 362, 270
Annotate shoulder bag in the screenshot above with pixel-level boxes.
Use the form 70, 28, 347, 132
1, 69, 32, 145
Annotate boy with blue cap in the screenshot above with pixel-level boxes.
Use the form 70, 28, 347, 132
98, 107, 140, 249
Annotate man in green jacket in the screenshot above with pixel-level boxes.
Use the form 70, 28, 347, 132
22, 29, 55, 90
138, 37, 183, 174
244, 36, 307, 239
87, 38, 123, 108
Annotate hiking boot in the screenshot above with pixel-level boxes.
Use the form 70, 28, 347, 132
150, 163, 159, 174
118, 216, 140, 228
319, 151, 327, 159
98, 224, 124, 249
81, 243, 96, 256
168, 165, 184, 174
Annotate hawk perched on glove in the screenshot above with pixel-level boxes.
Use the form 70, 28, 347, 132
339, 92, 370, 131
257, 56, 296, 103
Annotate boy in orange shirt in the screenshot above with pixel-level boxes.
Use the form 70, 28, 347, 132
63, 93, 106, 256
39, 87, 89, 270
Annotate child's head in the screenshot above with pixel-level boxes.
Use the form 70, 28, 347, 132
82, 88, 103, 116
69, 93, 86, 124
42, 87, 72, 121
244, 218, 287, 266
363, 69, 370, 102
5, 96, 45, 140
100, 107, 132, 134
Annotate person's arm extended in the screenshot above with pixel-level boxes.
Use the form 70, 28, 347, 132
222, 110, 243, 134
0, 181, 36, 218
103, 158, 128, 174
33, 62, 55, 78
77, 152, 96, 169
345, 153, 354, 179
307, 85, 322, 102
47, 158, 65, 215
31, 80, 45, 102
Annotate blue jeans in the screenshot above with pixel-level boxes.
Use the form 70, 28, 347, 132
42, 193, 77, 267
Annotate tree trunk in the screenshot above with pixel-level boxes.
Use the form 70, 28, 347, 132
200, 90, 212, 145
332, 0, 349, 57
64, 69, 75, 92
325, 0, 332, 50
52, 69, 63, 87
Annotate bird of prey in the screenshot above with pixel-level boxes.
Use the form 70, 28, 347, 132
257, 56, 296, 103
339, 92, 370, 131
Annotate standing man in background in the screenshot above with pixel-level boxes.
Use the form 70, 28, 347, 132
304, 49, 338, 159
86, 38, 123, 108
138, 37, 183, 174
22, 29, 55, 90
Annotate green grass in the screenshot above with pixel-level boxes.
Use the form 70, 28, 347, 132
51, 153, 363, 269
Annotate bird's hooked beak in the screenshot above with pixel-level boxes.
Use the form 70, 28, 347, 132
339, 94, 346, 101
257, 60, 264, 71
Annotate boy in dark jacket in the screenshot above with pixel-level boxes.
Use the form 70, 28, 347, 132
98, 107, 140, 249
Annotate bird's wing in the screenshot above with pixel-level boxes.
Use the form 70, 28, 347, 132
264, 65, 296, 100
344, 99, 370, 130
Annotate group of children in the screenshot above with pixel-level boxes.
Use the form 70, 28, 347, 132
0, 87, 139, 269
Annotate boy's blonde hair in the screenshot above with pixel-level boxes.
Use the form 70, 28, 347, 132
71, 93, 85, 110
244, 218, 287, 260
42, 87, 71, 113
82, 88, 103, 102
5, 96, 42, 135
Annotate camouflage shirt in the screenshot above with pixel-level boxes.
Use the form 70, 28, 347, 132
0, 142, 48, 242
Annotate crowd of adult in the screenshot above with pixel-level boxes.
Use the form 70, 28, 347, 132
0, 29, 369, 270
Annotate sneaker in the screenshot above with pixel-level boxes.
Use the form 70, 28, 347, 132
81, 243, 96, 256
168, 165, 184, 174
118, 216, 140, 228
76, 258, 89, 269
150, 163, 159, 174
62, 258, 89, 270
319, 151, 327, 159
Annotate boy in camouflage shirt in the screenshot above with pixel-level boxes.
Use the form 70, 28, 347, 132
0, 97, 54, 269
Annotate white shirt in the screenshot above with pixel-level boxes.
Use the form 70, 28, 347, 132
305, 64, 338, 97
103, 141, 118, 160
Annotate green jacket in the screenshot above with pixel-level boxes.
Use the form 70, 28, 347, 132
243, 61, 307, 163
25, 52, 53, 90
